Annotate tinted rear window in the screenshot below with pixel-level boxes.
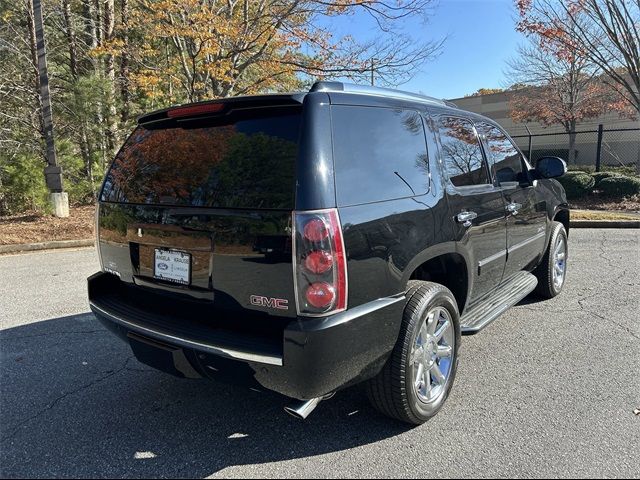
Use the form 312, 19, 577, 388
100, 108, 301, 209
332, 105, 430, 206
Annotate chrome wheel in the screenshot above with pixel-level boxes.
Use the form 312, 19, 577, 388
410, 306, 455, 404
552, 234, 567, 290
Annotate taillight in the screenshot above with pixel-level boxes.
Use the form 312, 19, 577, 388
167, 102, 225, 118
304, 250, 333, 274
293, 209, 348, 316
305, 282, 336, 309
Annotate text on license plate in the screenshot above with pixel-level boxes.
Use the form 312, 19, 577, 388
154, 249, 191, 285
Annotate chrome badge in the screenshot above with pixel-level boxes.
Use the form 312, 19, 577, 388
250, 295, 289, 310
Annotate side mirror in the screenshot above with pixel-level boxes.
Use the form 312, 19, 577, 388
535, 156, 567, 179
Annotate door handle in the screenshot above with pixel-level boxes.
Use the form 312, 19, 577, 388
456, 210, 478, 227
506, 203, 522, 215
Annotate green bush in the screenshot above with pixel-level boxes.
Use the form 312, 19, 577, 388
598, 176, 640, 197
0, 153, 50, 215
591, 171, 621, 187
567, 165, 638, 177
602, 166, 638, 177
57, 139, 99, 205
567, 165, 594, 174
557, 171, 595, 199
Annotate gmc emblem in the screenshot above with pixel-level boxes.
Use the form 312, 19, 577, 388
250, 295, 289, 310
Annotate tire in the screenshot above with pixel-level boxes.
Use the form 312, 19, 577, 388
366, 281, 461, 425
533, 221, 568, 299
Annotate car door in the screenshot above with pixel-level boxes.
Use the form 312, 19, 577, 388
475, 122, 547, 281
436, 115, 508, 301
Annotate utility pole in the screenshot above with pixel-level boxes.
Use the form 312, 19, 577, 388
33, 0, 68, 217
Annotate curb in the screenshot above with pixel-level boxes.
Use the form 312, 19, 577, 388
570, 220, 639, 229
0, 239, 94, 254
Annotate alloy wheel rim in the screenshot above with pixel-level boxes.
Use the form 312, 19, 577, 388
552, 235, 567, 290
410, 306, 455, 404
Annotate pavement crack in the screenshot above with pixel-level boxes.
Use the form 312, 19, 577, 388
577, 298, 639, 341
0, 356, 135, 444
597, 232, 617, 269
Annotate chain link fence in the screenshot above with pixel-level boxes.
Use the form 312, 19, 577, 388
511, 126, 639, 173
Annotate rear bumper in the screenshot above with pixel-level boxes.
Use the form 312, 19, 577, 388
88, 272, 404, 399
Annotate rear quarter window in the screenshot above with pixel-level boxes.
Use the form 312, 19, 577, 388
331, 105, 430, 206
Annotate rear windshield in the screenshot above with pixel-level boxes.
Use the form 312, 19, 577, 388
100, 107, 301, 209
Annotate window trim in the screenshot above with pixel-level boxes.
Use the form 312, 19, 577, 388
434, 114, 494, 194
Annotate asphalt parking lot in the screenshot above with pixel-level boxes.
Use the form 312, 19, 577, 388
1, 229, 638, 478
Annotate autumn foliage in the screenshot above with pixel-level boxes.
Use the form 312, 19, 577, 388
0, 0, 444, 214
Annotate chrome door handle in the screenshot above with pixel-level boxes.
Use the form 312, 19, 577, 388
506, 203, 522, 215
456, 210, 478, 227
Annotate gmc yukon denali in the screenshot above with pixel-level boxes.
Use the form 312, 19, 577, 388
88, 82, 569, 424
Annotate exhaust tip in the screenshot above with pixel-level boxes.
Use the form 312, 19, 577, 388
284, 396, 324, 420
283, 405, 307, 420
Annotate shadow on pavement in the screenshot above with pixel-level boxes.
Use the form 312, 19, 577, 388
0, 313, 408, 478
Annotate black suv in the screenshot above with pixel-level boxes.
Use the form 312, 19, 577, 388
89, 82, 569, 424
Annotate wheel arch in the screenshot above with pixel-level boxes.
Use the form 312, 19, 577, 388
553, 206, 570, 237
403, 244, 470, 315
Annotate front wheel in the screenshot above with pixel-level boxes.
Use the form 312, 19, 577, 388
534, 221, 568, 298
366, 281, 461, 425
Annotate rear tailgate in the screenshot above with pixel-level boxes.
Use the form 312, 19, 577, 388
97, 103, 301, 318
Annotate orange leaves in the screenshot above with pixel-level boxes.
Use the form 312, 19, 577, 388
509, 78, 614, 129
124, 0, 312, 101
465, 88, 504, 97
90, 1, 441, 104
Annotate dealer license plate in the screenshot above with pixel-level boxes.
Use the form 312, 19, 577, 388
154, 249, 191, 285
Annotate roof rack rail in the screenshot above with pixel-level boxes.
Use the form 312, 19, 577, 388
309, 81, 453, 108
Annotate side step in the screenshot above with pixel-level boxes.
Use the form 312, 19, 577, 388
460, 271, 538, 335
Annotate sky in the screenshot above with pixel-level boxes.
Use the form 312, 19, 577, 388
317, 0, 527, 100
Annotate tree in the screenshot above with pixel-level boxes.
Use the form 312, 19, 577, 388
515, 0, 639, 171
506, 37, 613, 164
0, 0, 445, 215
515, 0, 639, 117
464, 88, 504, 97
99, 0, 444, 103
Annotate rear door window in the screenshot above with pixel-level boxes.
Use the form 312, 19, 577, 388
332, 105, 430, 206
100, 108, 301, 209
475, 122, 525, 186
438, 116, 490, 188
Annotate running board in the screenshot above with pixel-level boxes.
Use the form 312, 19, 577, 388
460, 271, 538, 335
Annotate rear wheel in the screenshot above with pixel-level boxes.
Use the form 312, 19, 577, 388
534, 221, 568, 298
366, 281, 461, 425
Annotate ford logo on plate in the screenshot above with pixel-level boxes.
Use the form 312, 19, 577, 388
157, 262, 169, 271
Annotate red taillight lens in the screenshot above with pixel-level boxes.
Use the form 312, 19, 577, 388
305, 282, 336, 309
304, 250, 333, 274
293, 209, 348, 316
167, 102, 225, 118
303, 218, 329, 242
